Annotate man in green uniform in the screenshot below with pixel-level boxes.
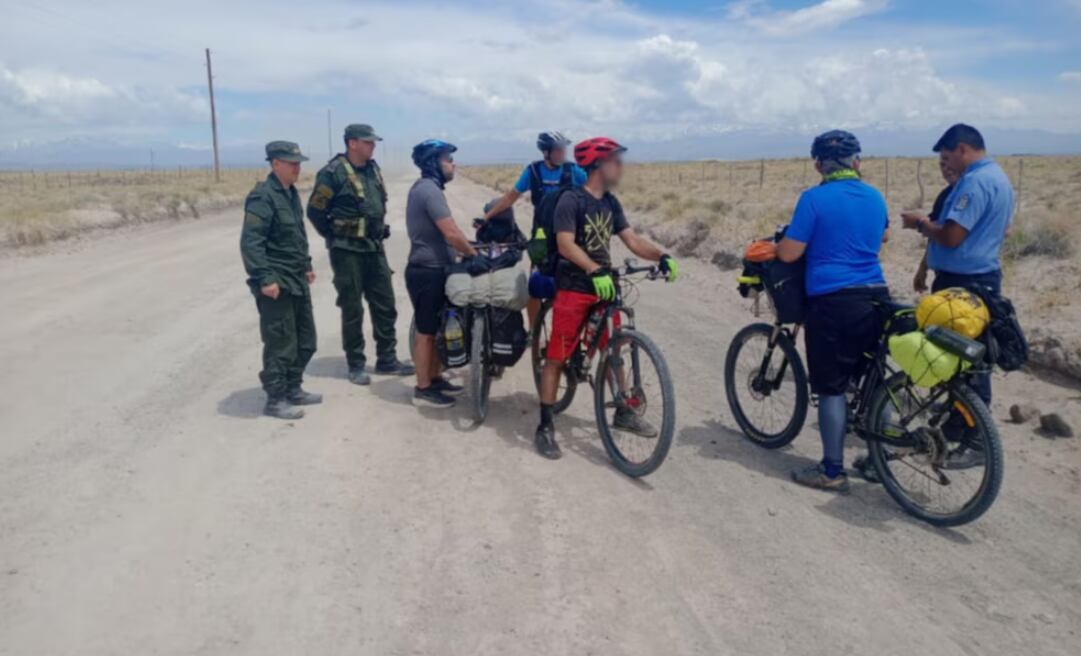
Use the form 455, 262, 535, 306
240, 141, 322, 420
307, 124, 414, 385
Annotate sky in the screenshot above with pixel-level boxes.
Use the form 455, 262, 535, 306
1, 0, 1080, 166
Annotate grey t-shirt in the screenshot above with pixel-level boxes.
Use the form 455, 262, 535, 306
406, 177, 455, 268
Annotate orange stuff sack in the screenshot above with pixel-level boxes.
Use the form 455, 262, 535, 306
744, 240, 777, 263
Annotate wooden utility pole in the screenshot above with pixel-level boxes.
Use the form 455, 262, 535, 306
326, 109, 333, 160
205, 48, 221, 183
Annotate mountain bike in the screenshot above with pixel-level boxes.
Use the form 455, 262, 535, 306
408, 240, 526, 424
724, 275, 1003, 527
530, 260, 676, 478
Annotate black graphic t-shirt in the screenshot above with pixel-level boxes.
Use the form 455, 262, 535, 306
552, 187, 630, 294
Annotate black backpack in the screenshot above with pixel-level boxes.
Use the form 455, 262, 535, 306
965, 285, 1029, 372
528, 161, 574, 211
528, 186, 581, 277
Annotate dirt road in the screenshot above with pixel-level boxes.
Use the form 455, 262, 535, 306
1, 172, 1079, 656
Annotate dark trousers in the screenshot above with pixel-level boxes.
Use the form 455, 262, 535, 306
329, 249, 399, 368
932, 269, 1001, 405
256, 292, 316, 397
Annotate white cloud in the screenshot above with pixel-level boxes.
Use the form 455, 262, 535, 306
0, 0, 1074, 152
729, 0, 889, 36
1061, 71, 1081, 82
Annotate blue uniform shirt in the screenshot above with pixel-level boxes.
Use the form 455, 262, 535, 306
927, 158, 1013, 275
786, 179, 888, 297
514, 162, 588, 196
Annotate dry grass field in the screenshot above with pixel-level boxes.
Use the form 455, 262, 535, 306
464, 156, 1081, 380
0, 168, 313, 247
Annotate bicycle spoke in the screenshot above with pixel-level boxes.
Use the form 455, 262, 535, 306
733, 332, 799, 436
600, 335, 667, 468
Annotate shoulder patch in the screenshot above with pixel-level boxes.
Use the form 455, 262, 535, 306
310, 184, 334, 210
955, 194, 970, 211
244, 212, 263, 227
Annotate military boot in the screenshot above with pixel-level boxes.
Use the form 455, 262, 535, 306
264, 396, 305, 420
287, 387, 323, 406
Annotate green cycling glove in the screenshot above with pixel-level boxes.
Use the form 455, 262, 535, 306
659, 254, 679, 282
591, 269, 616, 301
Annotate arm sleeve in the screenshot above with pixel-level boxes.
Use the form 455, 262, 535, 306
306, 169, 335, 237
513, 165, 533, 194
943, 179, 987, 232
552, 193, 578, 235
423, 183, 452, 223
571, 165, 588, 186
785, 192, 816, 243
240, 195, 277, 287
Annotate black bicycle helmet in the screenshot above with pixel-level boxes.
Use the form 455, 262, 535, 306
811, 130, 861, 161
411, 139, 457, 167
536, 131, 571, 153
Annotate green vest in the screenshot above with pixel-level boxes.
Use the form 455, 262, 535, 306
336, 155, 387, 240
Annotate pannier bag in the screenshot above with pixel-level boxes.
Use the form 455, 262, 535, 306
916, 287, 989, 339
888, 330, 972, 388
489, 308, 528, 367
966, 286, 1029, 372
739, 258, 807, 325
437, 308, 469, 369
446, 267, 529, 310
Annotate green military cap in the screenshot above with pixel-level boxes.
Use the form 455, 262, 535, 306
344, 124, 383, 142
265, 140, 309, 162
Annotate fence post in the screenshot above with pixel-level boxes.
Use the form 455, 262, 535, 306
916, 159, 925, 208
759, 159, 765, 189
1016, 158, 1024, 217
884, 158, 890, 204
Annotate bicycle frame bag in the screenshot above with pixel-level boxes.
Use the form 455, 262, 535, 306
489, 308, 528, 367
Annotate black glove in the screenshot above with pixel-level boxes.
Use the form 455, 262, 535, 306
382, 225, 391, 240
465, 256, 492, 276
472, 217, 485, 230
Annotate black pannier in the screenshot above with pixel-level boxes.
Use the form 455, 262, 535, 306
489, 308, 528, 367
740, 258, 808, 325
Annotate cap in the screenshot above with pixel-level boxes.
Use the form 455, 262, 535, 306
265, 140, 309, 162
344, 124, 383, 142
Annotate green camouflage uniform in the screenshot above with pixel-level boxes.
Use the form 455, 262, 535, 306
307, 132, 399, 370
240, 150, 316, 398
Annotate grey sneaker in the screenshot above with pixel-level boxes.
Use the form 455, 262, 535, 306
430, 377, 464, 397
413, 386, 455, 408
376, 359, 416, 376
287, 387, 323, 406
347, 366, 371, 386
943, 446, 985, 470
791, 464, 850, 494
264, 396, 304, 420
613, 409, 658, 438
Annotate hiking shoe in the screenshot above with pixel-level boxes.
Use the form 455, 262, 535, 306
264, 396, 304, 420
287, 387, 323, 406
430, 377, 464, 397
613, 409, 658, 438
347, 366, 371, 386
413, 386, 455, 408
376, 359, 415, 376
943, 446, 985, 470
791, 464, 850, 494
852, 454, 880, 484
534, 423, 562, 460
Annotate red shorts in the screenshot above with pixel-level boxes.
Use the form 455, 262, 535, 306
546, 290, 620, 361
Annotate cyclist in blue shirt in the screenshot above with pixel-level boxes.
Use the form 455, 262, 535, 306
901, 124, 1013, 469
480, 132, 587, 325
777, 130, 890, 493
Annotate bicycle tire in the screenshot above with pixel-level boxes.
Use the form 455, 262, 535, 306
866, 374, 1003, 527
724, 323, 809, 449
595, 329, 675, 478
530, 299, 576, 414
470, 313, 491, 424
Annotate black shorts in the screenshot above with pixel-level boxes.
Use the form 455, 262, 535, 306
804, 286, 890, 396
405, 265, 447, 335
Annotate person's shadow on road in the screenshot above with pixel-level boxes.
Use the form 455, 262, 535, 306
217, 387, 266, 418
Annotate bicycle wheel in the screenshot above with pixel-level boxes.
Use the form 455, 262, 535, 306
724, 323, 808, 449
470, 313, 491, 424
595, 329, 675, 478
530, 299, 576, 414
866, 374, 1003, 527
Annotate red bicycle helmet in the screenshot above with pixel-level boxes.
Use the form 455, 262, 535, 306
574, 137, 627, 169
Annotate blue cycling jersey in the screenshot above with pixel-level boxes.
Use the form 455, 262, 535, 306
513, 162, 587, 196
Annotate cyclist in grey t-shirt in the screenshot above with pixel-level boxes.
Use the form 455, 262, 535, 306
404, 140, 476, 409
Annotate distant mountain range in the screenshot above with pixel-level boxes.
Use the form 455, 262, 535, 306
3, 128, 1080, 171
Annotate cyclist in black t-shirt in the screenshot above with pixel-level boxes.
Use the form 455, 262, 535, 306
534, 137, 679, 460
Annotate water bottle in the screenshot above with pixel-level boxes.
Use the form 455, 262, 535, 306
583, 307, 605, 351
444, 310, 467, 367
